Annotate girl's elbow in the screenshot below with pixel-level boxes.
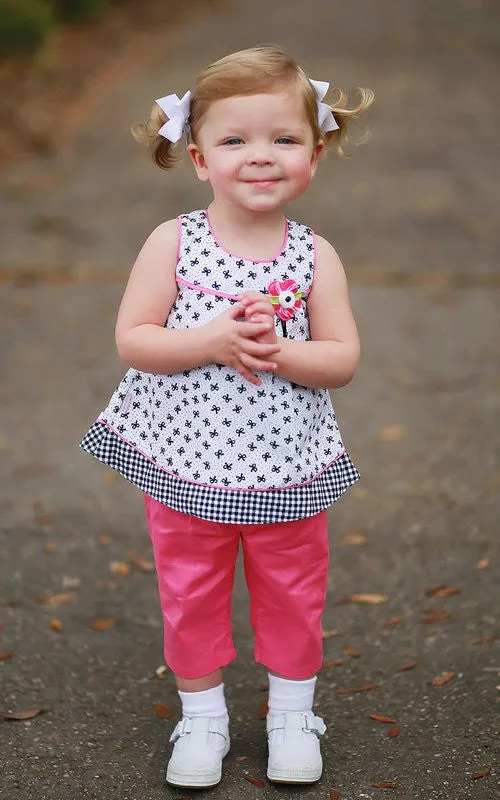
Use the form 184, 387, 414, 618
115, 327, 134, 366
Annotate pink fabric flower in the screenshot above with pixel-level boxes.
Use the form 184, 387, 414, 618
267, 279, 303, 322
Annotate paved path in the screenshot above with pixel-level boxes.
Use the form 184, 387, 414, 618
1, 2, 498, 798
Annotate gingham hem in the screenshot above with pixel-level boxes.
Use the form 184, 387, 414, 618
80, 421, 359, 524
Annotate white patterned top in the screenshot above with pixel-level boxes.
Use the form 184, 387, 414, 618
80, 210, 359, 523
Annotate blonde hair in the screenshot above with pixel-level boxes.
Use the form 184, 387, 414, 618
132, 44, 374, 169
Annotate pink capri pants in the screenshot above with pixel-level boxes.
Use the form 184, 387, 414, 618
145, 496, 329, 679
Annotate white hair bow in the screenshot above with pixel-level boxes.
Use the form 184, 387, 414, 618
309, 79, 339, 132
155, 91, 191, 143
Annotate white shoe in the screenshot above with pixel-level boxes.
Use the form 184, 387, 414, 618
166, 716, 230, 788
266, 711, 326, 784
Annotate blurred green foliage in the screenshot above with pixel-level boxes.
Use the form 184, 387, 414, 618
0, 0, 111, 59
52, 0, 110, 24
0, 0, 54, 58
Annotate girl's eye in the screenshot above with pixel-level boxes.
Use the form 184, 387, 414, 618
276, 137, 295, 144
224, 137, 244, 145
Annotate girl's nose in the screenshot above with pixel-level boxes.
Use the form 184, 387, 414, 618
247, 147, 274, 165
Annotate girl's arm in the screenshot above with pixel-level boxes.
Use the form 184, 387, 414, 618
115, 220, 279, 380
272, 235, 360, 389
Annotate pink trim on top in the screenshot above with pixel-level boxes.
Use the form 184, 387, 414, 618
176, 276, 310, 301
176, 216, 182, 263
176, 277, 240, 300
205, 209, 289, 263
97, 418, 345, 493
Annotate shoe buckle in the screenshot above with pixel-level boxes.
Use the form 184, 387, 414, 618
169, 717, 192, 743
302, 714, 326, 738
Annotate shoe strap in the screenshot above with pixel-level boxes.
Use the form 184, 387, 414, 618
169, 716, 228, 744
267, 711, 326, 738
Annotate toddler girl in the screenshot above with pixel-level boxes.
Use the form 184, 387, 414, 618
81, 44, 373, 788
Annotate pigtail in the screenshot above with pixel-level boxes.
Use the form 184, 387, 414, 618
323, 87, 374, 157
131, 103, 183, 170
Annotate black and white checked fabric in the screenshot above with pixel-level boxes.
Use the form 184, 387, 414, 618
79, 210, 360, 523
80, 421, 359, 524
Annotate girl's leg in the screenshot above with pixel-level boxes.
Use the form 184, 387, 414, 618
241, 512, 329, 784
144, 497, 237, 788
241, 511, 329, 678
144, 496, 240, 679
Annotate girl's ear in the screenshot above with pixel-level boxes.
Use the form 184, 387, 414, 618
310, 140, 325, 178
187, 144, 210, 182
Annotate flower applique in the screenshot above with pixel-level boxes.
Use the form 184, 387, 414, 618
267, 279, 303, 337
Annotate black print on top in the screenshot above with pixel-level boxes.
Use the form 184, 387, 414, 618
80, 209, 359, 523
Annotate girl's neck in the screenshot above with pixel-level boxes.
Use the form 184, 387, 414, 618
206, 201, 287, 261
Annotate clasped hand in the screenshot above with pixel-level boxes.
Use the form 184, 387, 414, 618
206, 291, 279, 386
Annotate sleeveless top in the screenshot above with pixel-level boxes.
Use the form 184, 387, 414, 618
80, 210, 359, 524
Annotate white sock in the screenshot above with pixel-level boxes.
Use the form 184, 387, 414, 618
267, 674, 317, 745
178, 683, 228, 722
268, 673, 317, 714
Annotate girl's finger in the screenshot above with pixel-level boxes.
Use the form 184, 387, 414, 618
238, 320, 274, 339
236, 363, 261, 385
240, 353, 278, 372
245, 301, 274, 318
240, 339, 280, 357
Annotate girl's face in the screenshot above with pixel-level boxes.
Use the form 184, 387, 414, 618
188, 90, 324, 214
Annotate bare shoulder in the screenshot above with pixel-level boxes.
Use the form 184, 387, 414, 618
116, 218, 180, 334
307, 234, 358, 344
313, 234, 347, 284
139, 217, 179, 260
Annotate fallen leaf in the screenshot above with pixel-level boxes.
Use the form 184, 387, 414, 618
49, 619, 62, 632
322, 629, 339, 639
34, 512, 54, 525
419, 609, 452, 623
89, 618, 117, 631
44, 542, 57, 553
378, 425, 407, 442
155, 703, 173, 719
372, 782, 397, 789
368, 714, 397, 724
383, 617, 402, 628
343, 532, 367, 546
476, 558, 489, 569
244, 776, 265, 787
236, 756, 247, 762
127, 551, 155, 573
349, 593, 388, 605
155, 665, 168, 679
471, 635, 498, 645
38, 593, 74, 606
426, 585, 461, 598
337, 683, 379, 695
0, 652, 13, 662
330, 791, 341, 800
104, 470, 118, 484
432, 670, 455, 686
344, 646, 361, 659
98, 534, 112, 546
472, 767, 491, 779
109, 561, 130, 577
0, 707, 48, 720
398, 660, 418, 672
322, 660, 344, 668
388, 727, 400, 737
258, 699, 268, 719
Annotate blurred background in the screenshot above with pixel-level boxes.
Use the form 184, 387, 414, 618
1, 2, 498, 798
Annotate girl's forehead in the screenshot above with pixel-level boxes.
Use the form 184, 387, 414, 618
203, 91, 307, 127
